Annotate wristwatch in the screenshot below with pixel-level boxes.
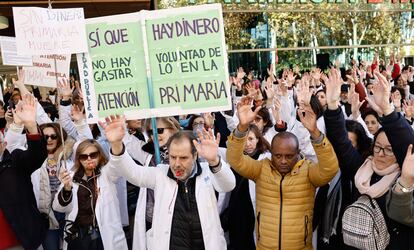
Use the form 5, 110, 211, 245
395, 177, 414, 193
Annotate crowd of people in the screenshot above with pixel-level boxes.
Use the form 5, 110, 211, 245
1, 53, 414, 250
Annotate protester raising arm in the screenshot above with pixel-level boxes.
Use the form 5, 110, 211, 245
387, 145, 414, 228
12, 69, 52, 125
323, 68, 368, 179
371, 72, 414, 167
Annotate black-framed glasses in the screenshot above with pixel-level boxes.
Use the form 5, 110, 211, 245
192, 121, 205, 128
373, 145, 394, 156
79, 151, 99, 161
148, 128, 168, 136
43, 134, 58, 140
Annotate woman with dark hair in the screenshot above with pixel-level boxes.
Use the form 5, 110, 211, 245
315, 88, 327, 111
53, 139, 128, 250
30, 123, 75, 250
315, 69, 374, 249
391, 86, 405, 112
363, 109, 381, 136
222, 124, 271, 250
322, 69, 414, 249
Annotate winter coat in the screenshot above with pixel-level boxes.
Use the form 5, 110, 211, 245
109, 149, 235, 250
226, 132, 339, 250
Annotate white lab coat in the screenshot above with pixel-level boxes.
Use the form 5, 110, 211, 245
52, 164, 128, 250
109, 150, 235, 250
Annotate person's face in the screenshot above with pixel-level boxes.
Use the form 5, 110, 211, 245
316, 92, 327, 107
43, 127, 58, 152
271, 137, 299, 175
347, 132, 358, 148
12, 95, 21, 105
244, 131, 259, 155
252, 115, 265, 132
340, 91, 348, 103
373, 132, 396, 169
397, 78, 407, 88
79, 145, 100, 173
169, 140, 196, 181
392, 90, 401, 100
149, 120, 176, 147
364, 114, 379, 135
127, 119, 142, 130
192, 117, 205, 130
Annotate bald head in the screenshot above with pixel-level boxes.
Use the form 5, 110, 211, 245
271, 132, 300, 175
271, 132, 299, 151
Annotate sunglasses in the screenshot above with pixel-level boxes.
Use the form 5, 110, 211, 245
148, 128, 168, 136
79, 151, 99, 161
44, 134, 58, 140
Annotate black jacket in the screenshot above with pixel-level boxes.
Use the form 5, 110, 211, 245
168, 163, 205, 250
316, 107, 367, 249
379, 111, 414, 250
0, 134, 47, 250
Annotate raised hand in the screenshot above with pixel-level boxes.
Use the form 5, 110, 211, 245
71, 104, 85, 122
267, 64, 276, 82
296, 78, 312, 106
58, 78, 74, 101
236, 96, 261, 132
271, 97, 282, 123
264, 77, 275, 102
13, 94, 37, 133
245, 82, 258, 98
286, 69, 296, 87
231, 76, 242, 91
193, 128, 220, 166
59, 169, 73, 191
12, 69, 25, 88
99, 115, 126, 144
202, 112, 215, 129
311, 68, 322, 83
372, 72, 393, 116
322, 67, 342, 110
403, 100, 414, 120
236, 67, 246, 80
297, 104, 320, 139
400, 144, 414, 188
349, 92, 365, 120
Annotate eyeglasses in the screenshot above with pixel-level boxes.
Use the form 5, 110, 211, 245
148, 128, 168, 136
373, 145, 394, 156
79, 151, 99, 161
43, 134, 58, 140
192, 121, 205, 128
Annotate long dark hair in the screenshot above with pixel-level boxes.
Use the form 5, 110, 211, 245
247, 124, 271, 155
345, 120, 372, 160
40, 123, 67, 154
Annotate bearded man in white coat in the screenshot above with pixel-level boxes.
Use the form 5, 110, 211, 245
101, 115, 235, 250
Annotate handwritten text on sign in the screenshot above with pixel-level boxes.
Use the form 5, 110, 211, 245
13, 7, 88, 55
22, 54, 70, 88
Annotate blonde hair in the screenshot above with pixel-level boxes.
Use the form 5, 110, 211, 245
73, 139, 108, 174
144, 117, 181, 133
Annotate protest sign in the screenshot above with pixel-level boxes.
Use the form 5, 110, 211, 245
22, 54, 70, 88
77, 13, 149, 123
78, 4, 230, 123
142, 3, 231, 117
13, 7, 88, 55
0, 36, 33, 66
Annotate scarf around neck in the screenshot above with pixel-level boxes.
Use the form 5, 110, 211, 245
354, 156, 400, 198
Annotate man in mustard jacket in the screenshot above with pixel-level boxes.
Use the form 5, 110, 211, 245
226, 96, 339, 250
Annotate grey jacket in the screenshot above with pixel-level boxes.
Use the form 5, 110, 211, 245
387, 188, 414, 228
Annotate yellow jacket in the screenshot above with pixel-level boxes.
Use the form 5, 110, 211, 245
226, 133, 339, 250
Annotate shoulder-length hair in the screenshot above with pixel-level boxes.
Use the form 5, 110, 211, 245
248, 124, 271, 154
73, 139, 108, 174
40, 123, 67, 153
